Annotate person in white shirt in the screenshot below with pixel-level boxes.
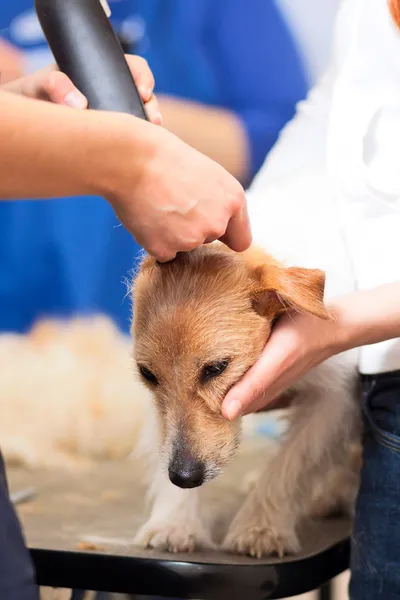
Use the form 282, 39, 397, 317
222, 1, 400, 597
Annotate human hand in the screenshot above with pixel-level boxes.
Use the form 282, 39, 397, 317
222, 308, 341, 420
103, 121, 251, 261
2, 55, 161, 124
0, 39, 24, 84
222, 281, 400, 419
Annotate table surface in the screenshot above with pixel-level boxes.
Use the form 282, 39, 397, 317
9, 449, 351, 600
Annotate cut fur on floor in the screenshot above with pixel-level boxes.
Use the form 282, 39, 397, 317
0, 317, 155, 470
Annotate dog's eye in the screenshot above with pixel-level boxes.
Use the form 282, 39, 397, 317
201, 359, 230, 382
138, 365, 159, 385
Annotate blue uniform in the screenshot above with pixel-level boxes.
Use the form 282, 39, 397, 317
0, 0, 306, 334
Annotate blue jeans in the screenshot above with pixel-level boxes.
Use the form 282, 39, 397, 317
350, 371, 400, 599
0, 453, 39, 600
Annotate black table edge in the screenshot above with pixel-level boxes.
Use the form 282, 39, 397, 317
31, 536, 350, 599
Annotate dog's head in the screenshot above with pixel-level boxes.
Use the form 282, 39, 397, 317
132, 244, 328, 489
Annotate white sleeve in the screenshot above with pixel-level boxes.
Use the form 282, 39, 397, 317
246, 63, 356, 298
248, 0, 359, 194
248, 65, 336, 194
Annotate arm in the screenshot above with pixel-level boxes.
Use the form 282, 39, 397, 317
222, 283, 400, 419
330, 283, 400, 352
159, 0, 307, 185
0, 89, 143, 200
0, 57, 159, 198
0, 62, 250, 262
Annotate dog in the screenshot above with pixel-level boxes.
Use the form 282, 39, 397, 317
131, 242, 361, 558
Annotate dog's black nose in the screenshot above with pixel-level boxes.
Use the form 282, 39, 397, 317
168, 458, 205, 489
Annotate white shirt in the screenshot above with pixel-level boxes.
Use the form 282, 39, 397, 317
248, 0, 400, 374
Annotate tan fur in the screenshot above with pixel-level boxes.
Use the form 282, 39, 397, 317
0, 317, 154, 470
132, 243, 360, 557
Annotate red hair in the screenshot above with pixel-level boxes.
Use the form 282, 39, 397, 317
390, 0, 400, 28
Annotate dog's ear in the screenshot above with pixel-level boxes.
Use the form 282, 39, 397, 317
251, 264, 329, 320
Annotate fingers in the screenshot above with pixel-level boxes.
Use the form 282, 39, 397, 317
44, 71, 88, 108
125, 55, 155, 102
124, 56, 162, 124
222, 366, 272, 421
14, 65, 88, 108
21, 55, 158, 118
144, 94, 163, 125
222, 331, 293, 420
219, 197, 252, 252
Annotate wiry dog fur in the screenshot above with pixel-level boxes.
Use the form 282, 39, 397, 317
132, 243, 361, 558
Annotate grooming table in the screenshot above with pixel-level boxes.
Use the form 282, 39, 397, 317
9, 458, 351, 599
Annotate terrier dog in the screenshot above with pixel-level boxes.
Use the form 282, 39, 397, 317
132, 243, 360, 558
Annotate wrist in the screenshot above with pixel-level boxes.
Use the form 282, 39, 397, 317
325, 296, 360, 356
325, 283, 400, 356
85, 111, 158, 202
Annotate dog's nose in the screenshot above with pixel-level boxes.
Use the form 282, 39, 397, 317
168, 458, 205, 489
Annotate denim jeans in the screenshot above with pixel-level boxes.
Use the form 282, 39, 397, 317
0, 452, 39, 600
350, 371, 400, 599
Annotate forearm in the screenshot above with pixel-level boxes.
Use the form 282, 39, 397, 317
0, 90, 147, 200
158, 95, 249, 182
329, 282, 400, 353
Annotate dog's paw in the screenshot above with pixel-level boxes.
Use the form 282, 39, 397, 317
222, 501, 300, 559
223, 521, 300, 558
134, 520, 216, 553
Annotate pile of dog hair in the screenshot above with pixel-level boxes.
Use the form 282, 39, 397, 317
0, 317, 155, 470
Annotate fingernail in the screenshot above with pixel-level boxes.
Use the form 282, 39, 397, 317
154, 112, 163, 125
64, 90, 87, 109
224, 399, 242, 421
139, 85, 152, 102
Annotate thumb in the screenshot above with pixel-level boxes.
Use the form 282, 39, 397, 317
222, 331, 292, 420
222, 358, 275, 421
219, 199, 252, 253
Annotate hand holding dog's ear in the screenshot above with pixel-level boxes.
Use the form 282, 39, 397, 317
223, 266, 333, 420
222, 308, 340, 420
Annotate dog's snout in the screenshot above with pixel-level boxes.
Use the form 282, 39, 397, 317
168, 455, 205, 489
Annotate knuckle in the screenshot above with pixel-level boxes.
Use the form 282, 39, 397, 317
230, 187, 245, 211
179, 236, 202, 252
156, 252, 176, 264
209, 222, 227, 239
146, 243, 172, 263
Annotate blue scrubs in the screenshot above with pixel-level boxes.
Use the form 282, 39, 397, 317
0, 0, 306, 334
